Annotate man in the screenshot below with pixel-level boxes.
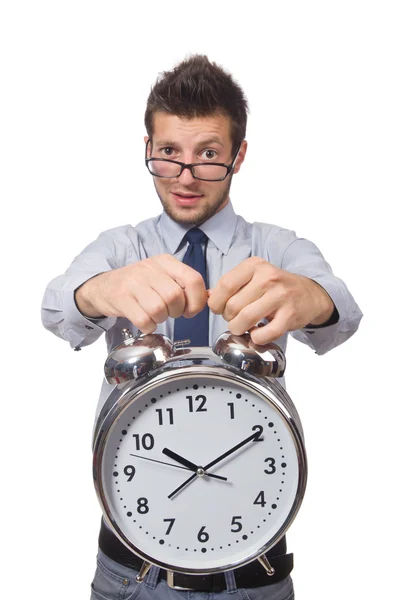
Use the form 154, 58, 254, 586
42, 55, 362, 599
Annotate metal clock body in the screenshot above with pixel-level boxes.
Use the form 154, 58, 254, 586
93, 330, 307, 578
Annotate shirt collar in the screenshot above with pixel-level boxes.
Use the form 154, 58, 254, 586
159, 201, 237, 255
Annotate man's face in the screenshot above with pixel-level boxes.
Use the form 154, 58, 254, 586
144, 112, 247, 225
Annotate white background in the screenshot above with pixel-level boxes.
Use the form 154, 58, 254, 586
1, 1, 395, 598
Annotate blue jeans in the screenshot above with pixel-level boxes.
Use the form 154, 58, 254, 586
90, 550, 294, 600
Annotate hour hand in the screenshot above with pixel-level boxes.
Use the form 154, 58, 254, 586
162, 448, 227, 481
162, 448, 199, 471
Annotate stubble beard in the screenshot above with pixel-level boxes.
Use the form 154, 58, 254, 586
154, 177, 233, 226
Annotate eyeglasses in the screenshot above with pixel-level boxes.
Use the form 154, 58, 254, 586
145, 139, 241, 182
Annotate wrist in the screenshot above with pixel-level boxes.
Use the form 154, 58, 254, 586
308, 280, 336, 326
74, 277, 105, 318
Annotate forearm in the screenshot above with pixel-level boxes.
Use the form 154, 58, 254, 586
41, 271, 116, 350
276, 231, 363, 354
41, 225, 141, 349
292, 272, 362, 355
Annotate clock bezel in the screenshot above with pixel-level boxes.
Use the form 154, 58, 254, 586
93, 356, 307, 575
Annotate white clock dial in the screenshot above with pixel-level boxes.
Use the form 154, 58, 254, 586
100, 374, 301, 573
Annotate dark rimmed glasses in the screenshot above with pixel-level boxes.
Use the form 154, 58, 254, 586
145, 139, 242, 182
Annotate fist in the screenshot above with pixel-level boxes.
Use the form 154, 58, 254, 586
75, 254, 208, 333
208, 257, 335, 345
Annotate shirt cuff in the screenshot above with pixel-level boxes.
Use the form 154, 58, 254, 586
293, 274, 361, 355
61, 273, 117, 349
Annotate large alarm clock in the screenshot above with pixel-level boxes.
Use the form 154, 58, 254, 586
92, 330, 307, 582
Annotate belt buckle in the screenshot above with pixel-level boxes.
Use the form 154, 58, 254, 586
166, 570, 195, 591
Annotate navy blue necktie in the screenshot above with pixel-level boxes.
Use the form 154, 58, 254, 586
174, 228, 209, 347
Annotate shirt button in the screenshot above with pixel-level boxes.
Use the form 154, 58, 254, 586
85, 325, 94, 330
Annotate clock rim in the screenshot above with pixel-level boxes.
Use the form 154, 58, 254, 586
93, 364, 307, 575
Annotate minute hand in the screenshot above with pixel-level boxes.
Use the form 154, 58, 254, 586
203, 429, 261, 471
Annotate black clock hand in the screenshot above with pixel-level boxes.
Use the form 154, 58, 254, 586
162, 448, 200, 471
203, 427, 262, 471
162, 448, 227, 481
167, 428, 262, 500
168, 472, 197, 499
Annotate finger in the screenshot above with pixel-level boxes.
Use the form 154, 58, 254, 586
249, 312, 290, 345
227, 293, 281, 335
208, 263, 256, 315
114, 297, 158, 334
221, 282, 264, 322
148, 272, 186, 319
183, 277, 208, 317
132, 286, 170, 324
154, 255, 208, 317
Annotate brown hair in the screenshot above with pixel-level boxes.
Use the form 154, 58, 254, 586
145, 55, 248, 153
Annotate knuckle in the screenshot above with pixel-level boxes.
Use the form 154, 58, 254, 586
225, 297, 240, 318
134, 314, 154, 331
238, 304, 257, 321
269, 268, 282, 283
218, 276, 234, 295
163, 287, 185, 307
249, 255, 264, 265
253, 276, 268, 294
155, 253, 174, 266
147, 300, 167, 321
276, 285, 289, 303
186, 270, 205, 288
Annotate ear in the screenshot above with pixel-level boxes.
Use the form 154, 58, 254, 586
233, 140, 248, 175
144, 136, 151, 158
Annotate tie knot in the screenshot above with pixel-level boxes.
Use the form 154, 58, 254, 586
185, 228, 208, 245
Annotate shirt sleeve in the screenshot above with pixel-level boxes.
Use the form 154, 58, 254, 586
41, 225, 143, 350
270, 228, 363, 355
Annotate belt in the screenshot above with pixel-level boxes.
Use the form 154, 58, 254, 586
99, 520, 293, 591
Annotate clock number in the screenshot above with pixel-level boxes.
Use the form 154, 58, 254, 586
231, 516, 242, 533
163, 518, 175, 535
252, 425, 264, 442
187, 395, 207, 413
227, 402, 235, 419
156, 408, 174, 426
197, 526, 209, 543
132, 433, 155, 451
253, 491, 267, 507
264, 457, 276, 474
123, 465, 136, 482
137, 497, 149, 514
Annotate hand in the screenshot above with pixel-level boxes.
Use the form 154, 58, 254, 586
75, 254, 208, 333
207, 257, 335, 345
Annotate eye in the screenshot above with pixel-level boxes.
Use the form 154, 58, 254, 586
159, 147, 174, 157
200, 149, 218, 160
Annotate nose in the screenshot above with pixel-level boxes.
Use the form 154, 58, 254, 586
177, 165, 196, 185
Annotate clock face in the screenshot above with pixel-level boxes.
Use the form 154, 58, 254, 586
99, 373, 302, 573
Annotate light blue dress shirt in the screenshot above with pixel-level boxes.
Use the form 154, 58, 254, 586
41, 201, 362, 422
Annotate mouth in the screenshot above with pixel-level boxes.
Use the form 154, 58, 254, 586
171, 191, 203, 206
